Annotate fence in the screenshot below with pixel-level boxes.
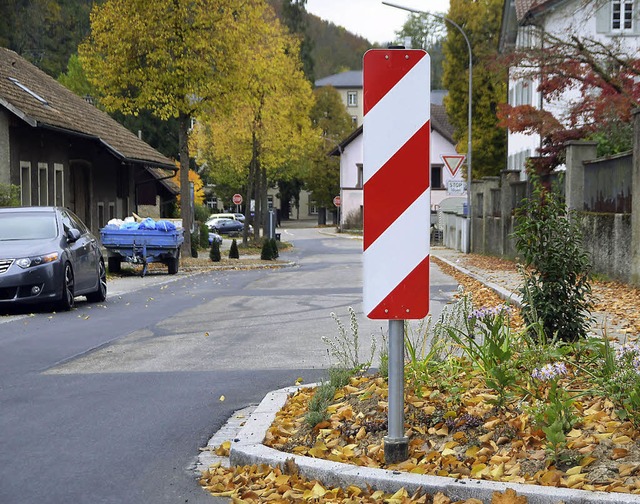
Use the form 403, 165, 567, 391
440, 110, 639, 285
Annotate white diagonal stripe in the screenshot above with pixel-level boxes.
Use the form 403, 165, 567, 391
363, 188, 430, 314
363, 55, 430, 184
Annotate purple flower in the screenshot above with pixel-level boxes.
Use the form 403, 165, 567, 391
531, 362, 568, 382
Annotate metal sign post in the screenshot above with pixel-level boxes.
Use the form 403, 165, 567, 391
363, 48, 430, 464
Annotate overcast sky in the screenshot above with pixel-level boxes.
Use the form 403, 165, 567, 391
304, 0, 451, 45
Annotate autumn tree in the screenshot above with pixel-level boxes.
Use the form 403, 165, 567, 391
443, 0, 507, 178
498, 31, 640, 173
305, 86, 354, 217
190, 5, 317, 244
79, 0, 263, 254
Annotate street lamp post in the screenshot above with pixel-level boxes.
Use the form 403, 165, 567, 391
382, 1, 473, 253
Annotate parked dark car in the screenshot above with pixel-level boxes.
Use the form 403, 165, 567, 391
0, 207, 107, 311
207, 218, 244, 236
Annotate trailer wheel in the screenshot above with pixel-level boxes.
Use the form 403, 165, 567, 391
108, 257, 121, 273
168, 250, 180, 275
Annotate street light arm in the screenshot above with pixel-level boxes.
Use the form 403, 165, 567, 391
382, 1, 473, 253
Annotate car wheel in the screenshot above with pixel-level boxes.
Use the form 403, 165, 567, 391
58, 262, 75, 311
86, 259, 107, 303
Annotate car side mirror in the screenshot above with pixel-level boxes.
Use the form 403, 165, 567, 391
67, 228, 81, 243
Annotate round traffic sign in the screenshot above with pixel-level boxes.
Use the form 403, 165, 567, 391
333, 196, 341, 207
232, 194, 243, 205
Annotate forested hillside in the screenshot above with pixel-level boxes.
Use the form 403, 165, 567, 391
0, 0, 372, 82
0, 0, 372, 158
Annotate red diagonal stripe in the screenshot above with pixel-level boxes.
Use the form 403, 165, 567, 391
367, 256, 430, 319
363, 50, 427, 114
363, 121, 430, 250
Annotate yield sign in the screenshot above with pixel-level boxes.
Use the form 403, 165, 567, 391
442, 154, 465, 177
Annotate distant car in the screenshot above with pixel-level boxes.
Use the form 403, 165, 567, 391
208, 231, 223, 245
234, 213, 246, 223
0, 206, 107, 311
207, 218, 244, 236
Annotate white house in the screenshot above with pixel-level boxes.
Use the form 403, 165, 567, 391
315, 70, 364, 127
500, 0, 640, 178
329, 102, 463, 229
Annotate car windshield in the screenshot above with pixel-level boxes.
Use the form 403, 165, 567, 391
0, 212, 58, 241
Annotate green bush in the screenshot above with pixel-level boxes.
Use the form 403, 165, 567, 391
270, 238, 279, 259
513, 175, 593, 342
229, 239, 239, 259
209, 239, 221, 262
260, 239, 274, 260
190, 233, 198, 258
199, 223, 209, 249
0, 184, 20, 207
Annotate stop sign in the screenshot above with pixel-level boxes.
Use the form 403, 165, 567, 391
232, 194, 243, 205
333, 196, 341, 207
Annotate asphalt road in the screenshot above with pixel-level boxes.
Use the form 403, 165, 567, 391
0, 226, 458, 503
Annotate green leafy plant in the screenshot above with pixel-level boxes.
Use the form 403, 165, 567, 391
529, 362, 577, 464
229, 239, 239, 259
0, 184, 20, 207
512, 174, 593, 342
444, 305, 518, 407
209, 239, 221, 262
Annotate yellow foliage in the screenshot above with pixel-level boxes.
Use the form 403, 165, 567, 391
170, 162, 205, 206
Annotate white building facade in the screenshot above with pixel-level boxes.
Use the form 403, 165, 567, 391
500, 0, 640, 178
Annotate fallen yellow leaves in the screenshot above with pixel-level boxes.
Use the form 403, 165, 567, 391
262, 373, 640, 496
200, 459, 532, 503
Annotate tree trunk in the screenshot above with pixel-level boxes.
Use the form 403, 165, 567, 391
178, 112, 192, 256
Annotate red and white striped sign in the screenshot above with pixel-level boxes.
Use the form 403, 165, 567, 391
363, 49, 430, 320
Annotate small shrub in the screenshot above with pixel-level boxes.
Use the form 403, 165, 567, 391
229, 239, 239, 259
261, 239, 274, 260
270, 238, 279, 258
209, 239, 221, 262
190, 233, 198, 258
304, 382, 336, 428
199, 223, 209, 249
512, 174, 593, 342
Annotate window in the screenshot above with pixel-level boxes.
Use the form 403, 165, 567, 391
38, 163, 48, 205
347, 91, 357, 107
20, 161, 31, 205
108, 202, 116, 221
97, 202, 105, 229
612, 0, 634, 30
356, 163, 363, 188
309, 197, 318, 215
54, 163, 64, 206
431, 165, 443, 189
351, 115, 358, 125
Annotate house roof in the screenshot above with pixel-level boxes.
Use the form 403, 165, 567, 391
500, 0, 568, 51
0, 47, 178, 180
315, 70, 363, 88
329, 103, 455, 156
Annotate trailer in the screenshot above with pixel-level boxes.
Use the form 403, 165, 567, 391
100, 226, 184, 277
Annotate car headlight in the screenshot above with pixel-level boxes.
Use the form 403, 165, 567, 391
16, 252, 59, 269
